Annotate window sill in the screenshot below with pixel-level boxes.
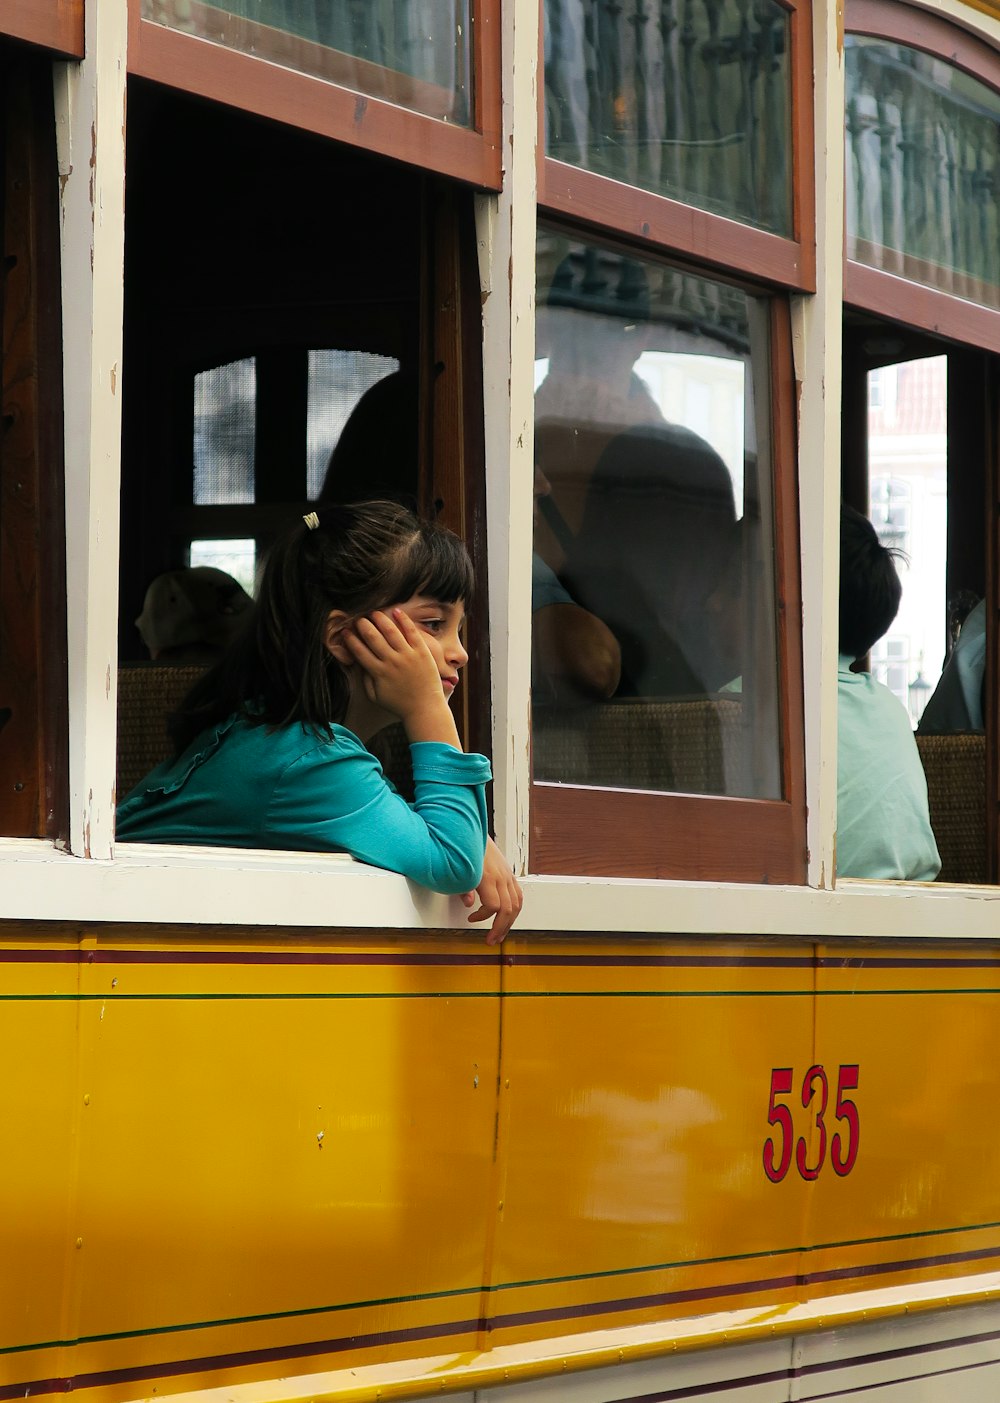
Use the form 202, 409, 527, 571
1, 840, 1000, 940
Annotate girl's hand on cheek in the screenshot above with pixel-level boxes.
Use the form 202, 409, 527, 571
343, 610, 460, 747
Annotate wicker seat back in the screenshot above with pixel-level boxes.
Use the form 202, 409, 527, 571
116, 664, 207, 802
915, 732, 986, 885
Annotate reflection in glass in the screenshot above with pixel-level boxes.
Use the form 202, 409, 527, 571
143, 0, 472, 126
543, 0, 792, 236
532, 232, 782, 799
846, 36, 1000, 309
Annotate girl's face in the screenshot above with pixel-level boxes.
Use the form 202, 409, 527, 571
392, 594, 468, 698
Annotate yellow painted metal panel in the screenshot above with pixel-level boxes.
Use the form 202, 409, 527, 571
493, 939, 815, 1338
0, 1000, 80, 1355
3, 928, 1000, 1403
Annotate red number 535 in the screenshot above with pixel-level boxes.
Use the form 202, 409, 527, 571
762, 1064, 859, 1183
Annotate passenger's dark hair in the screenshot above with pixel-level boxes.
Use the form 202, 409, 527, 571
839, 502, 903, 661
169, 500, 474, 753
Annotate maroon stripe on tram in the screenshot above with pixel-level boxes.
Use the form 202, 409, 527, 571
9, 1238, 1000, 1400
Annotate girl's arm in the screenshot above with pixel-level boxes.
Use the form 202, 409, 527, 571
267, 730, 489, 897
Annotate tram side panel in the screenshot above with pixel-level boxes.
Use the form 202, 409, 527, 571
0, 930, 503, 1396
494, 939, 816, 1339
3, 928, 1000, 1400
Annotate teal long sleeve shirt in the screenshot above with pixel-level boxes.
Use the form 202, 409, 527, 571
116, 715, 491, 895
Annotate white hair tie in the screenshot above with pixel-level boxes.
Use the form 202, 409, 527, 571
302, 511, 320, 531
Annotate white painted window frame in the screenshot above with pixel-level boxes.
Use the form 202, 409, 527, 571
3, 0, 1000, 940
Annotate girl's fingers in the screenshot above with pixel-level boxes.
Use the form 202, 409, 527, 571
388, 608, 423, 643
351, 614, 398, 659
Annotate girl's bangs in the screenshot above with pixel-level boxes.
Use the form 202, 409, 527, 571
397, 526, 475, 605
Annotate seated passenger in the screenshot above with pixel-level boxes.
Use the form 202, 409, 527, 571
136, 567, 253, 663
531, 462, 621, 702
561, 424, 739, 696
117, 501, 522, 941
917, 596, 986, 735
837, 504, 940, 881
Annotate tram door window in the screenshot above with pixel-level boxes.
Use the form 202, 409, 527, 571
0, 44, 68, 840
841, 322, 997, 884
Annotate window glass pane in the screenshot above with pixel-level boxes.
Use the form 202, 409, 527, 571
143, 0, 471, 127
846, 36, 1000, 310
306, 351, 401, 500
532, 232, 782, 799
867, 357, 948, 728
188, 538, 257, 597
543, 0, 792, 236
193, 358, 256, 505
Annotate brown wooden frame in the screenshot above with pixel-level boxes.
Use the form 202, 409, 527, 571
128, 0, 502, 191
538, 0, 816, 294
0, 52, 69, 839
844, 0, 1000, 353
529, 298, 807, 883
0, 0, 83, 58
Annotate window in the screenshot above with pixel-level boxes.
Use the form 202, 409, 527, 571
540, 0, 815, 291
843, 2, 1000, 886
846, 32, 1000, 311
530, 233, 805, 881
526, 0, 811, 884
129, 0, 500, 188
118, 87, 491, 792
0, 0, 82, 56
844, 0, 1000, 352
181, 349, 403, 593
142, 0, 473, 125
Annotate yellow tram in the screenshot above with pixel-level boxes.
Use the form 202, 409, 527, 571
3, 0, 1000, 1400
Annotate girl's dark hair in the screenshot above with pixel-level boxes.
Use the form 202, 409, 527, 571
170, 500, 474, 753
839, 502, 903, 661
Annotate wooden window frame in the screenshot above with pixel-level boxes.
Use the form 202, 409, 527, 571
1, 0, 83, 58
0, 49, 69, 840
127, 0, 501, 191
529, 297, 806, 884
537, 0, 816, 294
844, 0, 1000, 354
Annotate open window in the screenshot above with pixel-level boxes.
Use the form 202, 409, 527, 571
841, 0, 1000, 886
842, 321, 998, 885
118, 83, 490, 807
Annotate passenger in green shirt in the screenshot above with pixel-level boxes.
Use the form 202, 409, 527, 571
117, 501, 522, 941
837, 504, 940, 882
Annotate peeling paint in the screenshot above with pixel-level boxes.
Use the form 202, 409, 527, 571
89, 120, 96, 212
110, 364, 117, 394
105, 663, 112, 698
